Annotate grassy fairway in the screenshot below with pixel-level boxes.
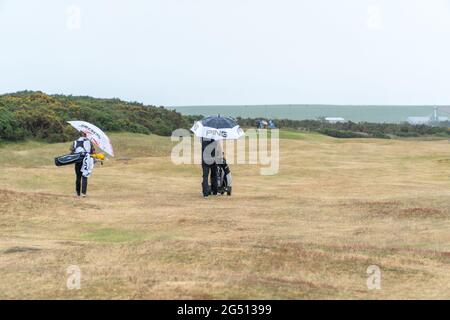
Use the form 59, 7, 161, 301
0, 131, 449, 299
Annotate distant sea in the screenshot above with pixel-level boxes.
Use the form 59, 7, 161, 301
168, 105, 439, 123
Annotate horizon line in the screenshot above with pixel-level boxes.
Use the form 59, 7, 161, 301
170, 104, 446, 108
1, 90, 448, 108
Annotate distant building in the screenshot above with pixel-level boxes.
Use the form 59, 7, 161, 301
407, 107, 449, 125
406, 117, 432, 125
325, 117, 346, 124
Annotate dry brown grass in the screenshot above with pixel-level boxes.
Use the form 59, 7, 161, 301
0, 131, 449, 299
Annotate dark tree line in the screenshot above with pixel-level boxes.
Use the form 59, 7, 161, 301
236, 117, 450, 139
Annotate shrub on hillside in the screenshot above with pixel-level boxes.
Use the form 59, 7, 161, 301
0, 91, 191, 142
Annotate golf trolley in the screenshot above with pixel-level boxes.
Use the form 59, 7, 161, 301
209, 162, 232, 196
217, 164, 232, 196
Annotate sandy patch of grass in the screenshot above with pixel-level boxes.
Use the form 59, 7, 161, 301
0, 131, 450, 299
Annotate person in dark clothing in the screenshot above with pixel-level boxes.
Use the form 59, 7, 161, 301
70, 132, 95, 197
74, 161, 88, 196
201, 138, 219, 198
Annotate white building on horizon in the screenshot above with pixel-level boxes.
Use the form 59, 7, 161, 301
325, 117, 346, 124
407, 107, 449, 125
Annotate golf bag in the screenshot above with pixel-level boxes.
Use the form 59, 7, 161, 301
215, 159, 232, 196
54, 153, 83, 167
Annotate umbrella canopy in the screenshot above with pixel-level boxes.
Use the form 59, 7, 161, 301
191, 115, 244, 140
67, 121, 115, 157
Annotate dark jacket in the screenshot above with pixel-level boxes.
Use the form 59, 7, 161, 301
201, 138, 218, 165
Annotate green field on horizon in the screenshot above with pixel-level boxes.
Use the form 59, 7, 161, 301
169, 105, 439, 123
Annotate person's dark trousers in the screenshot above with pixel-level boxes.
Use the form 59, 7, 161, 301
74, 162, 88, 196
202, 163, 218, 196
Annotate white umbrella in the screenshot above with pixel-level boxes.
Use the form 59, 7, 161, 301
67, 121, 115, 157
191, 115, 244, 140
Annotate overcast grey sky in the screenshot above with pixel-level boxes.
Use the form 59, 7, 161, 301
0, 0, 449, 106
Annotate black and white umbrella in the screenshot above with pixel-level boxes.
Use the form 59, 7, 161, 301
191, 115, 244, 140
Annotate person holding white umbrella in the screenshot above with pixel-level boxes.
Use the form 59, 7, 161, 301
191, 115, 244, 198
70, 131, 96, 197
67, 121, 115, 198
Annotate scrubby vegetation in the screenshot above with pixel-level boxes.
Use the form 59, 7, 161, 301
0, 91, 191, 142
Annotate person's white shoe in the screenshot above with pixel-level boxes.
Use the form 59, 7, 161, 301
81, 194, 87, 198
